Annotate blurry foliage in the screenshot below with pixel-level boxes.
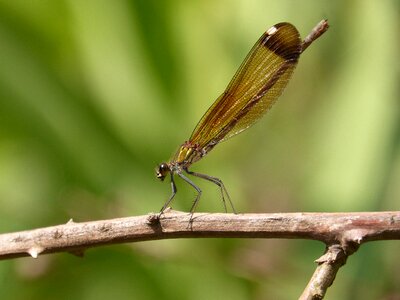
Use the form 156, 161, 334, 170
0, 0, 399, 299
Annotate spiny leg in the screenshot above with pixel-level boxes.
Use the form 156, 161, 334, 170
159, 173, 177, 217
185, 169, 237, 214
177, 171, 202, 221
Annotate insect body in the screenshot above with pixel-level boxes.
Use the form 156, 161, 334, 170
156, 20, 329, 217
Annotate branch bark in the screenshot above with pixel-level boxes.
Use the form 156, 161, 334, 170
1, 211, 399, 260
299, 244, 349, 300
1, 211, 399, 298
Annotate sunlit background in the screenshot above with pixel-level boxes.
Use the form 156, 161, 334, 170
0, 1, 399, 299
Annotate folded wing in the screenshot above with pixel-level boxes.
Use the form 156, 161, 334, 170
189, 23, 302, 148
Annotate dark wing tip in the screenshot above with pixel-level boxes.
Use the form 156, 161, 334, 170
261, 22, 301, 60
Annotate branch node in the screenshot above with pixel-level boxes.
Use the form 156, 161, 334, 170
339, 229, 370, 255
146, 213, 160, 225
301, 244, 348, 300
98, 223, 112, 232
66, 218, 75, 224
315, 244, 346, 265
53, 229, 63, 239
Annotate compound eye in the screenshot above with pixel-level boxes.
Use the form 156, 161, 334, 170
156, 163, 170, 181
160, 163, 169, 172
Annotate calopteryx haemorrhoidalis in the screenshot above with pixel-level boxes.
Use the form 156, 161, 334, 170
156, 20, 329, 217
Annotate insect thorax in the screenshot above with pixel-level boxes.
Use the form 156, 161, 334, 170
172, 141, 203, 168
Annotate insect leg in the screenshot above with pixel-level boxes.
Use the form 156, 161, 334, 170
176, 171, 202, 219
185, 169, 236, 214
159, 173, 177, 216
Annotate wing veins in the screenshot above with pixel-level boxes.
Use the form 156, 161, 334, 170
206, 59, 297, 146
188, 23, 302, 152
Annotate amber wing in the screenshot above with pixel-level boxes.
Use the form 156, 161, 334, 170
189, 23, 302, 149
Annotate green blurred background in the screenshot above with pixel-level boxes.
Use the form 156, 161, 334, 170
0, 1, 399, 299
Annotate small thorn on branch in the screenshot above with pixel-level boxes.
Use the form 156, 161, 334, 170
27, 245, 44, 259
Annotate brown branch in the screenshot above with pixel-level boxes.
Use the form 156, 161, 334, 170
299, 245, 348, 300
0, 211, 399, 261
1, 211, 399, 298
301, 19, 329, 53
